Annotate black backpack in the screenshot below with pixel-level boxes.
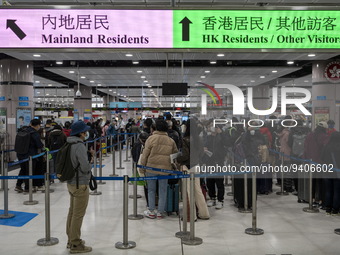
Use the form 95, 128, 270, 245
55, 142, 80, 186
14, 127, 34, 155
50, 133, 65, 151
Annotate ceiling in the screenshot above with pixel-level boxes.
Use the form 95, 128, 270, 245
1, 1, 340, 108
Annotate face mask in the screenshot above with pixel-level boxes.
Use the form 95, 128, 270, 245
250, 130, 255, 135
210, 126, 216, 133
329, 124, 335, 129
84, 131, 90, 140
207, 132, 212, 136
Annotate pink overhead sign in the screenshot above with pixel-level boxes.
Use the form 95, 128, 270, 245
0, 9, 173, 48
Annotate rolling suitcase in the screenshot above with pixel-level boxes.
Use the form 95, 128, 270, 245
233, 176, 253, 209
166, 183, 179, 215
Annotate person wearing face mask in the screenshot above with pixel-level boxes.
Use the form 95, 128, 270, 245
66, 120, 93, 254
242, 124, 267, 166
327, 120, 336, 136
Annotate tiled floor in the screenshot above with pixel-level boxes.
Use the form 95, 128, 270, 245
1, 150, 340, 255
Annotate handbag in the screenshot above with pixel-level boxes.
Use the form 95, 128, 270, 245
89, 173, 97, 191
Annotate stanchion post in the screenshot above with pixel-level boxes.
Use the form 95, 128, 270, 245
24, 156, 38, 205
276, 156, 289, 196
115, 175, 136, 249
124, 135, 130, 162
117, 132, 124, 169
0, 148, 3, 191
182, 172, 203, 246
245, 170, 264, 235
0, 159, 14, 219
109, 135, 118, 177
104, 136, 109, 157
227, 152, 234, 196
128, 162, 144, 220
239, 160, 252, 213
98, 149, 106, 185
90, 140, 102, 196
303, 160, 319, 213
176, 171, 190, 238
37, 172, 59, 246
43, 151, 54, 193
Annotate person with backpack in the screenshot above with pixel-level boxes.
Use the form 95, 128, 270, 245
288, 119, 310, 193
166, 119, 180, 149
61, 120, 93, 254
14, 119, 44, 193
44, 119, 54, 148
304, 121, 330, 207
48, 124, 67, 175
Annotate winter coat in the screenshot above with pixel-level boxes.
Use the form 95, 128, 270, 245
63, 128, 71, 137
48, 129, 67, 151
140, 131, 178, 175
242, 130, 266, 166
321, 131, 340, 178
278, 128, 291, 161
66, 136, 91, 185
304, 128, 329, 163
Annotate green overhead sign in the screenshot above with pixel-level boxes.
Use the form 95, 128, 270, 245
173, 10, 340, 48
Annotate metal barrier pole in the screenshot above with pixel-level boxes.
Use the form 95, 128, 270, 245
115, 175, 136, 249
303, 160, 319, 213
0, 161, 15, 219
43, 152, 54, 193
128, 162, 144, 220
90, 140, 102, 196
176, 171, 190, 238
239, 160, 251, 213
182, 172, 203, 246
104, 136, 109, 157
24, 156, 38, 205
124, 135, 130, 162
227, 153, 235, 196
109, 135, 118, 177
37, 172, 59, 246
245, 170, 264, 235
117, 132, 124, 170
276, 156, 288, 196
0, 149, 3, 191
98, 149, 106, 185
129, 160, 142, 198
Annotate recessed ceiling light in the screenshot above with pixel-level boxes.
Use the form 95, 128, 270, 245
35, 81, 40, 83
109, 89, 112, 91
56, 61, 63, 65
46, 93, 49, 96
125, 54, 133, 57
117, 93, 120, 95
133, 61, 139, 64
205, 70, 210, 73
141, 76, 146, 79
51, 99, 54, 101
68, 89, 72, 91
287, 61, 294, 65
210, 61, 217, 64
90, 80, 94, 83
81, 76, 86, 79
48, 84, 53, 86
260, 76, 265, 78
308, 54, 316, 57
137, 70, 143, 73
200, 76, 206, 79
147, 85, 152, 88
124, 95, 127, 97
217, 54, 225, 57
69, 71, 75, 74
98, 84, 102, 86
37, 91, 41, 94
33, 54, 41, 57
144, 80, 148, 83
272, 70, 278, 73
250, 80, 255, 83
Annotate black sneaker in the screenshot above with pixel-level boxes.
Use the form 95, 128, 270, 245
14, 186, 23, 193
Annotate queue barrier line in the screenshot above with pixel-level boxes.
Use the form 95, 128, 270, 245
268, 148, 340, 172
136, 164, 182, 175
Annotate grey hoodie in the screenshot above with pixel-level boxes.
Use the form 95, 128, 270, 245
66, 136, 92, 185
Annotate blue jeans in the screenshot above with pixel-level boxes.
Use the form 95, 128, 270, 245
324, 178, 340, 211
146, 172, 167, 213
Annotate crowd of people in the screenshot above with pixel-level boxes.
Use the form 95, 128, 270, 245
11, 114, 340, 253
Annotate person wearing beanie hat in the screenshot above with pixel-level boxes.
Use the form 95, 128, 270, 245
65, 120, 93, 253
